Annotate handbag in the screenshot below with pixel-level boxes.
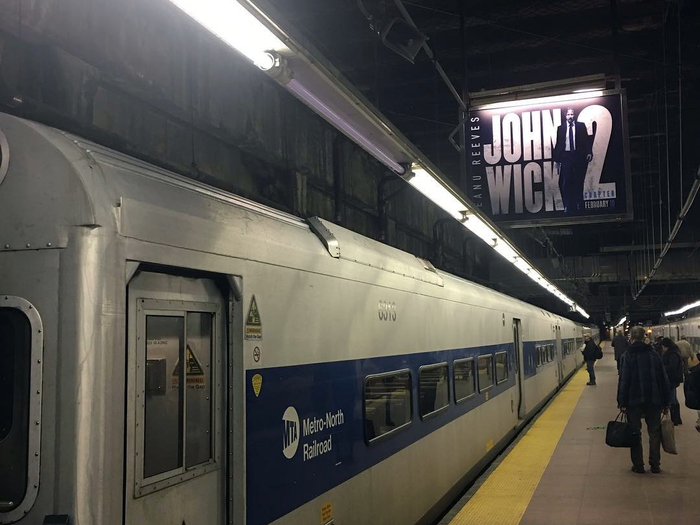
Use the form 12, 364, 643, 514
661, 413, 678, 455
605, 411, 640, 448
595, 344, 603, 360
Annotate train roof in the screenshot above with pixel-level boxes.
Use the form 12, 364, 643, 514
0, 113, 585, 328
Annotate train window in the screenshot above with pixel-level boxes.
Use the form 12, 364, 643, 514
0, 298, 42, 519
144, 315, 185, 478
477, 355, 494, 392
143, 311, 215, 480
495, 352, 508, 384
453, 358, 476, 403
0, 307, 31, 511
419, 363, 449, 418
364, 370, 412, 444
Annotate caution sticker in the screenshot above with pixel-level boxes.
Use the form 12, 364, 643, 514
320, 502, 332, 524
172, 345, 207, 390
252, 374, 263, 397
245, 295, 262, 341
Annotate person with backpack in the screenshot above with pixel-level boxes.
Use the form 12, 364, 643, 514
582, 333, 602, 385
661, 337, 685, 426
617, 326, 671, 474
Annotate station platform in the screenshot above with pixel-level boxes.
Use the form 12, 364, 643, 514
441, 342, 700, 525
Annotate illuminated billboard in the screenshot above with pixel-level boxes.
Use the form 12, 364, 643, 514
466, 90, 632, 227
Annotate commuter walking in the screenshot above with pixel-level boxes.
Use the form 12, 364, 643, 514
582, 333, 601, 385
661, 337, 685, 426
612, 329, 629, 373
617, 326, 671, 474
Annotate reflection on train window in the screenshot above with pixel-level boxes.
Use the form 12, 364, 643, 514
185, 312, 213, 468
0, 307, 31, 511
364, 370, 412, 444
145, 315, 185, 478
495, 352, 508, 384
478, 355, 494, 392
454, 358, 476, 403
419, 363, 449, 418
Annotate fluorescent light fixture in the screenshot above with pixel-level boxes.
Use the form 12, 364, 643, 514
475, 91, 604, 111
664, 300, 700, 317
287, 80, 405, 173
493, 241, 517, 262
514, 258, 531, 274
576, 306, 590, 319
405, 165, 467, 219
616, 316, 627, 327
168, 0, 286, 68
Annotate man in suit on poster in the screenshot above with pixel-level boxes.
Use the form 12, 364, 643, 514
553, 108, 593, 212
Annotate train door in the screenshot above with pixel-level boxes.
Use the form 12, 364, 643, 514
125, 271, 227, 525
555, 325, 563, 384
513, 319, 526, 419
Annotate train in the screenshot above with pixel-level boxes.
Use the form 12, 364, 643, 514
0, 113, 597, 525
650, 311, 700, 353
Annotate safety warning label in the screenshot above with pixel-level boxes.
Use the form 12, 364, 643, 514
245, 295, 262, 341
172, 345, 207, 389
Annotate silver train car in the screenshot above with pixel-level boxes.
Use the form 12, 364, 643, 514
0, 113, 589, 525
651, 313, 700, 353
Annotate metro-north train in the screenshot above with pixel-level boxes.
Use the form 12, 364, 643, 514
651, 312, 700, 353
0, 113, 597, 525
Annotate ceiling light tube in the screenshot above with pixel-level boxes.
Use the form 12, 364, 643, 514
664, 299, 700, 317
286, 79, 406, 174
475, 91, 605, 111
405, 165, 467, 219
576, 306, 590, 319
168, 0, 287, 68
616, 316, 627, 327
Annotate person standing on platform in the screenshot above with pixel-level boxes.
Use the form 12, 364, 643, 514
678, 336, 700, 431
582, 333, 601, 385
661, 337, 685, 426
553, 108, 592, 213
612, 329, 629, 373
617, 326, 671, 474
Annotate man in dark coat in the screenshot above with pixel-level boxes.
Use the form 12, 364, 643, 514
582, 333, 600, 385
617, 326, 671, 474
553, 108, 593, 213
612, 329, 629, 373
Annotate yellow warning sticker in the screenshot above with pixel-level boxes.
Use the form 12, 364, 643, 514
252, 374, 263, 397
320, 502, 332, 524
172, 345, 206, 390
486, 438, 494, 452
245, 295, 262, 341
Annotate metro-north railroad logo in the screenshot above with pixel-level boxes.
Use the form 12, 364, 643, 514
282, 406, 300, 459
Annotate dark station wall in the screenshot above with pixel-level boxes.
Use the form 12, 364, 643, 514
0, 0, 487, 282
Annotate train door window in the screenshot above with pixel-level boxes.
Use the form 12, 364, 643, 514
453, 358, 476, 403
495, 352, 508, 384
477, 355, 494, 392
0, 297, 42, 521
138, 300, 218, 490
536, 346, 541, 367
418, 363, 449, 418
364, 370, 412, 444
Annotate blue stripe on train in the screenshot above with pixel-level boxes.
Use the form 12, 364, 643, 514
245, 341, 539, 525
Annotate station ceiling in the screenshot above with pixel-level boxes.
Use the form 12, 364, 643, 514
268, 0, 700, 324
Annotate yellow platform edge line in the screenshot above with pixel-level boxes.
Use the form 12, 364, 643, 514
448, 367, 589, 525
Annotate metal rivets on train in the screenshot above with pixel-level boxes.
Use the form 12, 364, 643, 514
46, 242, 52, 247
3, 244, 9, 249
26, 243, 31, 248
